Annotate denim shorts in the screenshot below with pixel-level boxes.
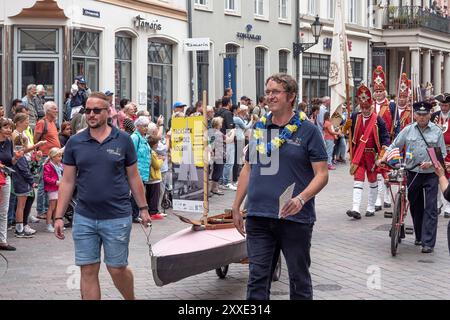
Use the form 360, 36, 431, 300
72, 213, 132, 268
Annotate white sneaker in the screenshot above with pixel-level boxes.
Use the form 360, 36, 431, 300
225, 183, 237, 191
28, 215, 40, 223
24, 225, 37, 235
46, 224, 55, 233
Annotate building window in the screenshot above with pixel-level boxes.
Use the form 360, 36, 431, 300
255, 47, 266, 100
308, 0, 316, 15
302, 53, 330, 103
350, 57, 364, 97
72, 30, 100, 91
195, 0, 207, 5
148, 41, 172, 122
279, 50, 288, 73
254, 0, 264, 16
197, 50, 209, 102
328, 0, 335, 19
225, 0, 235, 11
115, 35, 132, 107
19, 28, 58, 53
279, 0, 288, 20
348, 0, 358, 24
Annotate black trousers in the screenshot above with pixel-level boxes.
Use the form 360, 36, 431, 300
245, 216, 313, 300
407, 172, 438, 248
146, 183, 161, 214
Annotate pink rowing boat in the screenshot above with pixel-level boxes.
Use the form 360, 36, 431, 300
151, 224, 246, 287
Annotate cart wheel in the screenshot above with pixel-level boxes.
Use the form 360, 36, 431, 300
161, 197, 171, 210
216, 265, 229, 279
272, 256, 282, 282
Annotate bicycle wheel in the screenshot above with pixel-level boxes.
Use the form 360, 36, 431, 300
391, 192, 402, 256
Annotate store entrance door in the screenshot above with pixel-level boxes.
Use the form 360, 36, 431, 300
18, 58, 58, 102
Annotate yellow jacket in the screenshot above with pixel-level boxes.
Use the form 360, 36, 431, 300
150, 150, 163, 182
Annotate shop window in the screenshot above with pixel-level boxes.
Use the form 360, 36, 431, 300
115, 35, 132, 107
72, 30, 100, 91
148, 41, 172, 122
255, 47, 266, 100
279, 50, 288, 74
197, 50, 209, 102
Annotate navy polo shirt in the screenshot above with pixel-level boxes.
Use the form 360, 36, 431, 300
246, 118, 327, 224
63, 126, 137, 220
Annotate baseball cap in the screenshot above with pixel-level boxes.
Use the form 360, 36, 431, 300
75, 76, 86, 84
173, 101, 186, 109
104, 90, 114, 96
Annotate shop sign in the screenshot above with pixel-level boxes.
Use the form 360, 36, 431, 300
236, 24, 261, 41
83, 9, 100, 18
184, 38, 210, 51
134, 15, 162, 31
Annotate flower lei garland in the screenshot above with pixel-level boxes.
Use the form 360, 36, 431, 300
254, 111, 307, 156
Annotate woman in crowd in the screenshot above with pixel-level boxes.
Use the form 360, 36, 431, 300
0, 118, 18, 250
323, 112, 341, 170
58, 121, 72, 147
122, 103, 137, 134
434, 163, 450, 254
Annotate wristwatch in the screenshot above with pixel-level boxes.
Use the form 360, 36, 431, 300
139, 205, 149, 211
296, 195, 305, 206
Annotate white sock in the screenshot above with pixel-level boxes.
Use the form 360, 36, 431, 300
443, 197, 450, 214
375, 174, 384, 206
367, 182, 379, 213
384, 185, 391, 205
15, 223, 24, 233
352, 181, 364, 213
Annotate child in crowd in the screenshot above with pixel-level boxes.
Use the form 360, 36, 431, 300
12, 135, 36, 238
43, 147, 63, 232
323, 112, 341, 171
147, 135, 164, 220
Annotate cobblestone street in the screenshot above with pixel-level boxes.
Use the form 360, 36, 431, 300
1, 162, 450, 300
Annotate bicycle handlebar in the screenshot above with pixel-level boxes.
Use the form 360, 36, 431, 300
381, 161, 420, 171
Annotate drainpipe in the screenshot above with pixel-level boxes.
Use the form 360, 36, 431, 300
295, 0, 300, 104
187, 0, 194, 107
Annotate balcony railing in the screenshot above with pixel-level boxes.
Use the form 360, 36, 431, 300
383, 5, 450, 34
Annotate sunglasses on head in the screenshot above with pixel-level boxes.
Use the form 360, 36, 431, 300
85, 108, 108, 115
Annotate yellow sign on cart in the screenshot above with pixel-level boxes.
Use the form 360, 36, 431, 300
171, 116, 204, 167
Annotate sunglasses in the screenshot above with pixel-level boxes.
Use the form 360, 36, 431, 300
85, 108, 108, 115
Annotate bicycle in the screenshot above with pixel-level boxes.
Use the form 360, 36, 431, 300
382, 161, 419, 256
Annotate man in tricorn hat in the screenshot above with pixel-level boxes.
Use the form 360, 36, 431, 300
346, 84, 390, 220
431, 93, 450, 218
377, 101, 446, 253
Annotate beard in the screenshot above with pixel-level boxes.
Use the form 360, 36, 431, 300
87, 118, 106, 129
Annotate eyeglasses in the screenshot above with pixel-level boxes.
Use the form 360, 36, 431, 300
85, 108, 108, 115
265, 90, 287, 97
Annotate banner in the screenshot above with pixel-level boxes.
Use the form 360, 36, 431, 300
329, 0, 354, 116
171, 116, 205, 213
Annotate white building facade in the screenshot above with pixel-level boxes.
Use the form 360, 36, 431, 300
0, 0, 189, 122
191, 0, 297, 105
299, 0, 370, 103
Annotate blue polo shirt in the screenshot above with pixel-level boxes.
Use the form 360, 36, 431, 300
63, 126, 137, 220
246, 117, 327, 224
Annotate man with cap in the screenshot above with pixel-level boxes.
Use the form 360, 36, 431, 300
372, 66, 399, 212
105, 90, 118, 127
431, 93, 450, 218
70, 76, 91, 119
377, 101, 446, 253
346, 84, 390, 220
167, 101, 186, 130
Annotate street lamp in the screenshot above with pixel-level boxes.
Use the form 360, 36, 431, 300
293, 15, 323, 56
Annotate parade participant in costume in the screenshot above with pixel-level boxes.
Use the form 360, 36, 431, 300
372, 66, 399, 212
431, 93, 450, 218
377, 101, 446, 253
346, 84, 390, 220
397, 73, 413, 131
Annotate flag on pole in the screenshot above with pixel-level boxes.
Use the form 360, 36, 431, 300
329, 0, 354, 117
